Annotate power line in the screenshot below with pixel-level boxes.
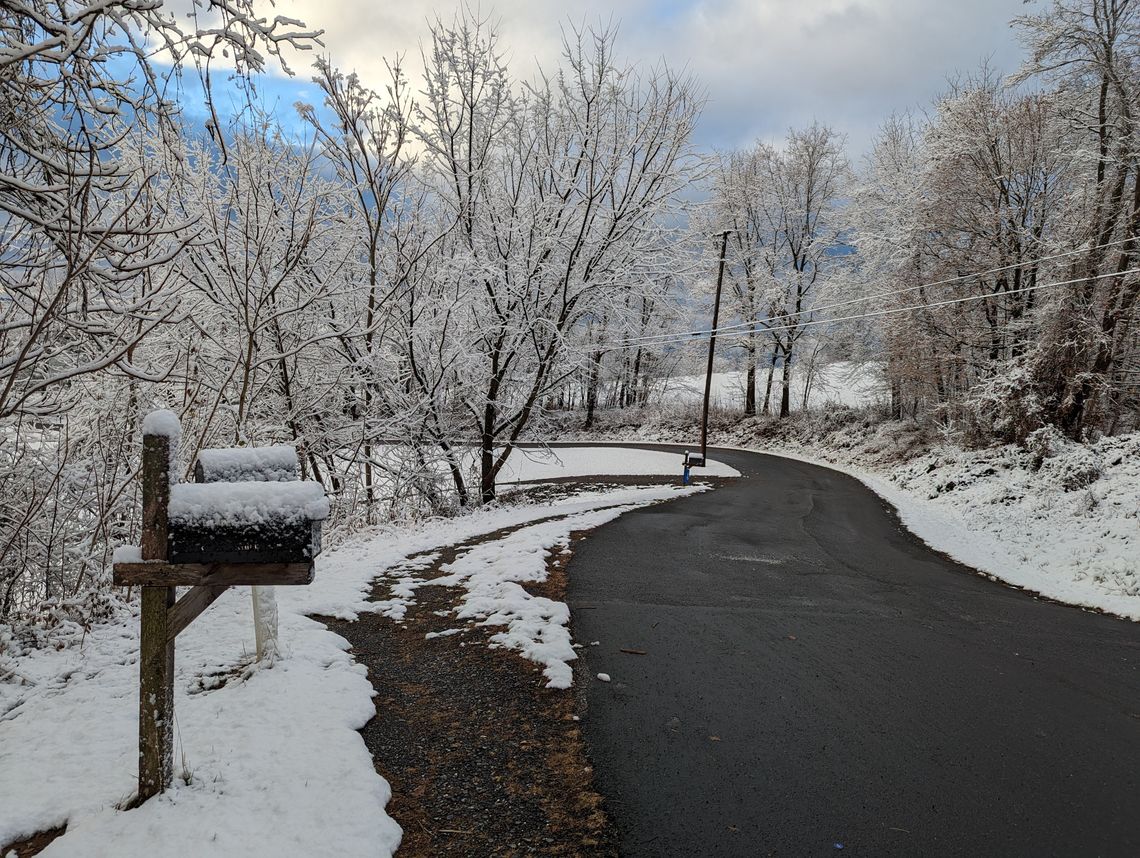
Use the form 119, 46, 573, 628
615, 267, 1140, 350
619, 237, 1137, 348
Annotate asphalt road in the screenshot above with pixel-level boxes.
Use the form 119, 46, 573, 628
564, 445, 1140, 857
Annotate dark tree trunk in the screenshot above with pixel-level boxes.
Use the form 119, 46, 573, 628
481, 398, 496, 503
583, 349, 603, 430
744, 337, 757, 416
630, 347, 643, 408
762, 348, 777, 414
779, 346, 792, 418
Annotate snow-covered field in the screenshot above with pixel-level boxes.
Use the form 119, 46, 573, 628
658, 360, 884, 412
344, 445, 734, 505
0, 458, 709, 855
497, 446, 739, 483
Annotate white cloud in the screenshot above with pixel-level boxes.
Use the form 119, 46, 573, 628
269, 0, 1029, 154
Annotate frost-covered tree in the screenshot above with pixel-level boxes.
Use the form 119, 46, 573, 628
1014, 0, 1140, 436
0, 0, 319, 619
414, 15, 701, 501
708, 147, 772, 415
759, 125, 850, 418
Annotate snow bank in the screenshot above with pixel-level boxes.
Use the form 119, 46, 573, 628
728, 431, 1140, 621
845, 435, 1138, 619
0, 592, 399, 856
425, 487, 700, 688
195, 446, 300, 482
2, 483, 702, 855
550, 416, 1140, 621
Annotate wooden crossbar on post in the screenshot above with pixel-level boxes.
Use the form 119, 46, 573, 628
138, 431, 175, 801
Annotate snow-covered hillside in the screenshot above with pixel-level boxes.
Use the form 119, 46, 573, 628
554, 412, 1140, 621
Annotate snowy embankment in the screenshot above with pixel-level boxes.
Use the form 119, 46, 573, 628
565, 412, 1140, 621
775, 431, 1140, 621
0, 455, 719, 855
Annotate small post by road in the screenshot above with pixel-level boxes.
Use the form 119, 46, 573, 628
700, 229, 731, 464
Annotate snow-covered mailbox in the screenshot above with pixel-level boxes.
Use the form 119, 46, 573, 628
112, 411, 328, 804
172, 448, 325, 566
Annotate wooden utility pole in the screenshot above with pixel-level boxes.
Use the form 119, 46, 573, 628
138, 432, 175, 801
701, 230, 731, 463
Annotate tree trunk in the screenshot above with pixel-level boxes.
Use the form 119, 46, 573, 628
744, 337, 757, 416
481, 402, 496, 504
583, 349, 603, 430
779, 346, 792, 418
762, 348, 777, 414
630, 347, 644, 408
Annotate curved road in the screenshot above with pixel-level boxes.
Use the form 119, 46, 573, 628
564, 445, 1139, 857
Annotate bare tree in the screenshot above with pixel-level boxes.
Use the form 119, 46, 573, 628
415, 15, 701, 501
1014, 0, 1140, 436
759, 124, 850, 418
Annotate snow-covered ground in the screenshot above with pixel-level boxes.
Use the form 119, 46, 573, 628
370, 486, 706, 688
658, 360, 885, 412
1, 469, 706, 855
497, 446, 738, 483
344, 445, 733, 507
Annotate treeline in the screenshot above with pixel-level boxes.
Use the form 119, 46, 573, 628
3, 0, 1138, 622
706, 1, 1140, 443
0, 4, 699, 618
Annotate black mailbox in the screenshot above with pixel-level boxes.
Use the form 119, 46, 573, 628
166, 445, 328, 564
167, 480, 328, 564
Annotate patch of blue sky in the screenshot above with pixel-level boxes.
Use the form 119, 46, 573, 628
649, 0, 697, 24
101, 51, 330, 140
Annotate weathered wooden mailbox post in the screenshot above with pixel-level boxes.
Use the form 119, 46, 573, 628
113, 411, 328, 803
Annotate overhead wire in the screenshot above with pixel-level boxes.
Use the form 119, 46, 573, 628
613, 267, 1140, 350
614, 236, 1137, 348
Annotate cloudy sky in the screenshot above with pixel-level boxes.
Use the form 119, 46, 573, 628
225, 0, 1034, 156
